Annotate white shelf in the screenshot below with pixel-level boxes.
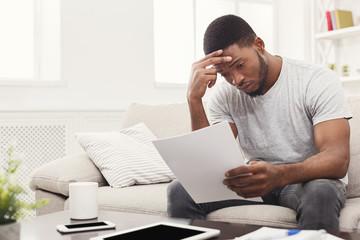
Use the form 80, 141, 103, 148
340, 75, 360, 83
316, 25, 360, 40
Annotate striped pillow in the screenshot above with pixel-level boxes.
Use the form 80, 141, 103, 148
75, 123, 175, 188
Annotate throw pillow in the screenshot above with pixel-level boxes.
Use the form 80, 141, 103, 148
75, 123, 175, 188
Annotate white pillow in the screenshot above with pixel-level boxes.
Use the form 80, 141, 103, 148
75, 123, 175, 188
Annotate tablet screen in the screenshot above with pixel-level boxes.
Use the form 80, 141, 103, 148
103, 224, 204, 240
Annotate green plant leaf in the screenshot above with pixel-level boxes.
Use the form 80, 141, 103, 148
0, 145, 50, 223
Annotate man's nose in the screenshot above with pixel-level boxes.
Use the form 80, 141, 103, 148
232, 73, 245, 86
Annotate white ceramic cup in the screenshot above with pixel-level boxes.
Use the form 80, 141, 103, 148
69, 182, 98, 220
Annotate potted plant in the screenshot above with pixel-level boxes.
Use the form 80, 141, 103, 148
0, 145, 50, 240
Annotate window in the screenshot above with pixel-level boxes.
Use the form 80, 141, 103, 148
0, 0, 61, 85
154, 0, 274, 86
154, 0, 195, 86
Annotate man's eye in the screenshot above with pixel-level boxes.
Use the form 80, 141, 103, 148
237, 62, 245, 68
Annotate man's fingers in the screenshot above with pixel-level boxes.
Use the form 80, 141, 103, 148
205, 67, 218, 75
191, 67, 218, 89
225, 161, 265, 178
191, 69, 217, 87
225, 166, 254, 178
193, 68, 218, 80
199, 56, 232, 69
223, 174, 252, 186
226, 183, 266, 198
188, 50, 229, 101
194, 50, 232, 69
202, 49, 223, 61
204, 75, 217, 84
194, 67, 217, 76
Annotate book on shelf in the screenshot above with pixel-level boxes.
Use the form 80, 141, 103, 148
330, 11, 337, 30
326, 11, 333, 31
325, 9, 353, 31
334, 10, 354, 29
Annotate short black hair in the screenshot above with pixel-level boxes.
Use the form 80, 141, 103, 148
203, 15, 257, 55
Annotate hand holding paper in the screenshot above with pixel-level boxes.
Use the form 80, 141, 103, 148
224, 160, 281, 199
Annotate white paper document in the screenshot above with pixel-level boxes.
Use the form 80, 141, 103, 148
153, 121, 261, 203
234, 227, 344, 240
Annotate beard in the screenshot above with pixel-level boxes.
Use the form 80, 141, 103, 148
247, 51, 269, 97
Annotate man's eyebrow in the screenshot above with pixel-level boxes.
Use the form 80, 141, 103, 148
229, 58, 242, 68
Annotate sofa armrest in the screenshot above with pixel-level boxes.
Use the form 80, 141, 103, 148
30, 153, 108, 197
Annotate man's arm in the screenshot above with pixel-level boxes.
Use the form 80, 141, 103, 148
188, 98, 210, 131
223, 118, 350, 198
188, 100, 239, 138
187, 49, 232, 131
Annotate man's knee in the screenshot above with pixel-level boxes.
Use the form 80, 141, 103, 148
167, 180, 195, 217
167, 180, 186, 204
167, 180, 207, 219
167, 180, 180, 214
302, 179, 346, 206
298, 179, 346, 231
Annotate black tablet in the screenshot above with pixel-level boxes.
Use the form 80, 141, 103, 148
89, 221, 220, 240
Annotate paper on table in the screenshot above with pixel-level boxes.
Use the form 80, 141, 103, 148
152, 121, 262, 203
234, 227, 344, 240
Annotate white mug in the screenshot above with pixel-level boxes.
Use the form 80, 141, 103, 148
69, 182, 98, 219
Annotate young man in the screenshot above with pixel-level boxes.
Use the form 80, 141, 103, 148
167, 15, 352, 231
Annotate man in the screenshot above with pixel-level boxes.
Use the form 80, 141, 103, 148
167, 15, 352, 231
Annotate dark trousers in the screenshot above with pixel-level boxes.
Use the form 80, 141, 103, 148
167, 179, 347, 231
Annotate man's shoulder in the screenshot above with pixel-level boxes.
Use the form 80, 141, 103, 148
283, 57, 322, 73
282, 57, 336, 84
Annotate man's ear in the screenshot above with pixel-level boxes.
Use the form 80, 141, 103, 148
253, 37, 265, 54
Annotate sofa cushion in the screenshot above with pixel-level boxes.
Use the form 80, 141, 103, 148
207, 205, 297, 229
346, 95, 360, 198
64, 183, 170, 216
35, 190, 67, 216
30, 153, 107, 197
207, 197, 360, 231
339, 198, 360, 231
98, 184, 169, 216
75, 123, 175, 188
121, 103, 192, 138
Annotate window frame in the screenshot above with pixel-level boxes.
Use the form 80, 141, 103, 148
0, 0, 63, 87
153, 0, 276, 88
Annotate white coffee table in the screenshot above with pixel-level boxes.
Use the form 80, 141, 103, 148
20, 210, 360, 240
20, 210, 190, 240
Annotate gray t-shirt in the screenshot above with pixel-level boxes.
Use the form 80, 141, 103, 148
208, 57, 352, 183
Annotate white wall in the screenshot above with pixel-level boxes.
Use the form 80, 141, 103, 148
0, 0, 356, 112
0, 0, 187, 111
274, 0, 311, 61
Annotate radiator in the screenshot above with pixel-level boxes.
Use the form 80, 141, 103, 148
0, 110, 125, 218
0, 124, 67, 217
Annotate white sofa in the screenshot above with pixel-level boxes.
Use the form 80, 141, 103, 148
30, 96, 360, 232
